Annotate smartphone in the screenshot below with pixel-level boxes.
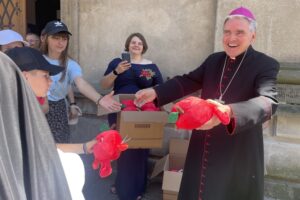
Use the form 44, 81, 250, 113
121, 52, 131, 63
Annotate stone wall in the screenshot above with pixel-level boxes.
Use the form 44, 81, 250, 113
61, 0, 218, 90
263, 104, 300, 200
61, 1, 300, 199
61, 0, 300, 89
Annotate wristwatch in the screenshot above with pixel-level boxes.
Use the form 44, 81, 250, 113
113, 69, 119, 76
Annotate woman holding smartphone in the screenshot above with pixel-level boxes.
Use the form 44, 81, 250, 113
100, 32, 163, 200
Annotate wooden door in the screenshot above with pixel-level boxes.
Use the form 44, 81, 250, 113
0, 0, 26, 36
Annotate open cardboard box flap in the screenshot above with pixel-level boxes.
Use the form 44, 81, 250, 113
169, 139, 189, 156
163, 190, 179, 200
150, 139, 189, 179
162, 170, 183, 192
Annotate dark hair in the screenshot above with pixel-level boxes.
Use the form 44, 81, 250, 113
26, 32, 40, 37
124, 33, 148, 54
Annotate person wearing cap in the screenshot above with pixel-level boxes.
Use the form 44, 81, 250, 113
5, 46, 98, 153
5, 46, 99, 200
135, 6, 279, 200
40, 27, 82, 126
0, 29, 28, 52
40, 20, 121, 143
0, 50, 73, 200
40, 27, 81, 125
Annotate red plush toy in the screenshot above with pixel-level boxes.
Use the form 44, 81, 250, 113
121, 99, 160, 111
121, 100, 138, 111
171, 96, 230, 130
92, 130, 128, 178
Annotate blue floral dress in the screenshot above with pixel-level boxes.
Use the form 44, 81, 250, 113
104, 58, 163, 200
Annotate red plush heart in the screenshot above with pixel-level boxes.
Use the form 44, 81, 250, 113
171, 96, 230, 130
140, 102, 160, 111
121, 100, 138, 111
121, 100, 160, 111
92, 130, 128, 178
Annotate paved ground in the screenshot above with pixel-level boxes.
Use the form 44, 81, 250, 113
80, 155, 163, 200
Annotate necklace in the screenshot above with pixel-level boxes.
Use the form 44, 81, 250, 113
217, 49, 248, 104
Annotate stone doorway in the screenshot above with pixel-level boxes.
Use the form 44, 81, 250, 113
27, 0, 60, 35
0, 0, 60, 36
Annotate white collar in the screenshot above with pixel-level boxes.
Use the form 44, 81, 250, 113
132, 58, 152, 65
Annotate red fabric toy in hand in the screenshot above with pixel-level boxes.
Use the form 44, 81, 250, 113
171, 96, 230, 130
121, 100, 138, 111
140, 102, 160, 111
92, 130, 128, 178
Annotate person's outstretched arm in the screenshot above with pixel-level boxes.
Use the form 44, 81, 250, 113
56, 139, 97, 154
74, 76, 121, 111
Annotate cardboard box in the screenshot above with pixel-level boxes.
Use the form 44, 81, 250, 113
163, 191, 179, 200
116, 94, 168, 149
151, 139, 189, 200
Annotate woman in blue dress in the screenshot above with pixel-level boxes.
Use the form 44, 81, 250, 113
101, 33, 163, 200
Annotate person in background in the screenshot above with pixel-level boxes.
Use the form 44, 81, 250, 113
40, 28, 80, 123
5, 46, 99, 200
0, 51, 72, 200
40, 20, 121, 143
25, 32, 41, 49
100, 33, 163, 200
0, 29, 46, 113
0, 29, 28, 52
135, 7, 280, 200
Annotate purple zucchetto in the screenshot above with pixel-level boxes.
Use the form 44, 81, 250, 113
229, 6, 255, 21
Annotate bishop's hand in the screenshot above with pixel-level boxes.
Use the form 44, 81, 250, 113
134, 88, 157, 107
196, 99, 232, 130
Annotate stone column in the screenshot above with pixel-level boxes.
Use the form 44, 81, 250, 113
60, 0, 80, 62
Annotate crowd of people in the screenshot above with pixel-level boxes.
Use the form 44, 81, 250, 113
0, 6, 279, 200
